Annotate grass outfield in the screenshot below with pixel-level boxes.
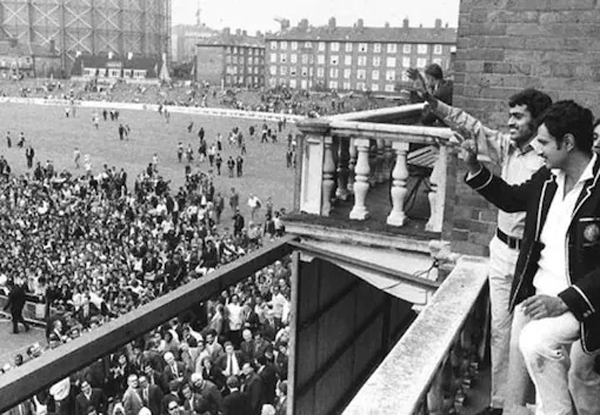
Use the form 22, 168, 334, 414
0, 103, 297, 228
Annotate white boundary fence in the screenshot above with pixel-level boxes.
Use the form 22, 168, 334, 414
0, 96, 306, 123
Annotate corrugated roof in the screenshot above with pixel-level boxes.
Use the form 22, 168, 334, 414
197, 33, 265, 48
266, 25, 457, 44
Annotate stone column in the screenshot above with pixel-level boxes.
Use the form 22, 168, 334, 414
336, 138, 351, 201
386, 141, 409, 226
348, 138, 357, 194
321, 136, 336, 216
349, 138, 371, 220
426, 145, 447, 232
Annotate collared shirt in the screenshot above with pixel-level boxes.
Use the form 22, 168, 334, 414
534, 154, 597, 296
436, 101, 544, 239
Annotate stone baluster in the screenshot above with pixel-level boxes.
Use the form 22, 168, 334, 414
426, 145, 448, 232
336, 138, 351, 201
386, 142, 409, 226
349, 138, 371, 220
376, 138, 386, 183
321, 136, 336, 216
348, 139, 357, 194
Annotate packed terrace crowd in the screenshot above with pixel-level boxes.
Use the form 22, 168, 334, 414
0, 154, 290, 415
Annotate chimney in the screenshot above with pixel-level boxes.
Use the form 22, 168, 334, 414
384, 22, 390, 29
403, 18, 409, 28
256, 30, 263, 37
328, 17, 336, 29
236, 29, 241, 36
445, 23, 449, 28
280, 19, 290, 31
356, 19, 364, 29
242, 30, 247, 37
435, 18, 442, 28
223, 27, 230, 36
299, 18, 309, 31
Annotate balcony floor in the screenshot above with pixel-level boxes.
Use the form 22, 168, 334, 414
289, 172, 439, 240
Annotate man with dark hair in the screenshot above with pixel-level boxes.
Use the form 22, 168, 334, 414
411, 79, 552, 415
222, 376, 251, 415
409, 64, 453, 125
463, 100, 600, 415
3, 279, 29, 334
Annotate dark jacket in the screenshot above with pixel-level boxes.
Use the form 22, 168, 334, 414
222, 389, 251, 415
467, 159, 600, 353
4, 284, 27, 313
75, 388, 107, 415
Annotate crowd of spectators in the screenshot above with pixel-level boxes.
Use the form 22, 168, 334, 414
0, 153, 291, 414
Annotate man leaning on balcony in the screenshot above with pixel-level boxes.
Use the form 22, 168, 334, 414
408, 68, 552, 415
463, 100, 600, 415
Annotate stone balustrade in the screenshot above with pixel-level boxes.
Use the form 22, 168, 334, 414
296, 104, 455, 233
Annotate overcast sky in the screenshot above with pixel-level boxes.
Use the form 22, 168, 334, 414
171, 0, 460, 33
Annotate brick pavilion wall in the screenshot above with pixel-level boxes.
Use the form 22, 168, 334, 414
444, 0, 600, 255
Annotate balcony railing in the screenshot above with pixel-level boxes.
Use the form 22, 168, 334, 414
342, 255, 489, 415
294, 103, 455, 234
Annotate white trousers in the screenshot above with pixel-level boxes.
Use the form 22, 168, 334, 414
488, 235, 522, 408
515, 306, 600, 415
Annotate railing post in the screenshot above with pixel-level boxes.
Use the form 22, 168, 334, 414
426, 144, 448, 232
349, 138, 371, 220
336, 138, 351, 201
321, 136, 336, 216
297, 119, 330, 215
386, 141, 409, 226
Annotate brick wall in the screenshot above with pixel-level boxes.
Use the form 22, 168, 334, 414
444, 0, 600, 255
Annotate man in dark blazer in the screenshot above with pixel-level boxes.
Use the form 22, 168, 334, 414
75, 380, 107, 415
222, 376, 251, 415
241, 363, 263, 415
464, 100, 600, 415
139, 374, 163, 415
163, 352, 188, 384
215, 342, 245, 378
3, 279, 29, 333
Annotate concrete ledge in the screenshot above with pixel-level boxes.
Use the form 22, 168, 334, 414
342, 255, 488, 415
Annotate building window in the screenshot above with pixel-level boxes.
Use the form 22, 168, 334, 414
386, 57, 396, 67
330, 55, 339, 65
317, 55, 325, 65
290, 67, 297, 76
385, 84, 395, 92
401, 71, 410, 82
358, 43, 367, 52
301, 67, 308, 76
345, 42, 353, 52
226, 55, 232, 64
417, 58, 427, 68
331, 42, 340, 52
232, 56, 238, 64
269, 78, 276, 87
291, 54, 297, 63
344, 55, 352, 66
434, 44, 442, 55
317, 67, 324, 77
373, 56, 381, 66
374, 43, 382, 53
330, 68, 338, 78
318, 42, 325, 51
270, 66, 277, 75
433, 58, 442, 67
402, 57, 411, 68
301, 54, 308, 64
343, 82, 351, 90
387, 43, 397, 54
357, 69, 366, 79
372, 70, 379, 81
270, 53, 276, 63
357, 82, 366, 91
418, 44, 428, 54
403, 44, 411, 54
385, 70, 396, 81
290, 79, 297, 88
291, 41, 298, 50
371, 84, 379, 91
280, 54, 287, 63
280, 66, 287, 75
343, 68, 351, 79
357, 56, 367, 66
329, 80, 338, 89
281, 41, 288, 50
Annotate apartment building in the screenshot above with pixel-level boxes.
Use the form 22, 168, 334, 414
265, 17, 456, 92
